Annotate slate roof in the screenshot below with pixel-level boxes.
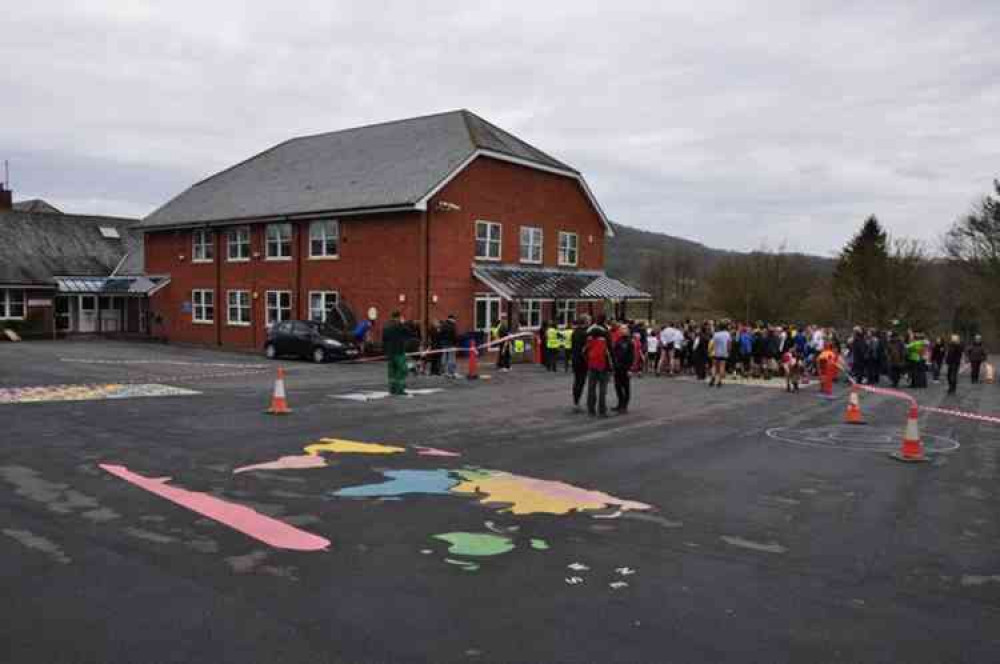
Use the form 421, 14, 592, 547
13, 199, 62, 214
473, 265, 651, 301
0, 210, 140, 285
142, 110, 590, 229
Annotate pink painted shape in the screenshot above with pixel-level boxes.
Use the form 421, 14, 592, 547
233, 454, 328, 474
99, 464, 330, 551
414, 446, 462, 458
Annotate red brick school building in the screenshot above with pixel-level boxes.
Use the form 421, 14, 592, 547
140, 110, 648, 349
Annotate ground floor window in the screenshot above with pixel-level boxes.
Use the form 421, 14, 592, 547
474, 295, 502, 332
309, 291, 339, 323
192, 289, 214, 323
0, 289, 25, 320
556, 300, 577, 327
266, 290, 292, 326
518, 299, 543, 329
227, 290, 251, 326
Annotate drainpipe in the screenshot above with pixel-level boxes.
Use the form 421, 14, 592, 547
294, 218, 303, 322
420, 208, 431, 337
215, 229, 222, 346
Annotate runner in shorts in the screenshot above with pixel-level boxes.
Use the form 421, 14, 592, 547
710, 322, 732, 388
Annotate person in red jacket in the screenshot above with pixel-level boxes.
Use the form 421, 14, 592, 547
585, 316, 614, 417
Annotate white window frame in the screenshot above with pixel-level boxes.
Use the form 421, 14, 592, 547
475, 220, 502, 261
518, 299, 543, 329
265, 223, 293, 260
266, 290, 292, 327
226, 226, 251, 262
0, 289, 26, 320
192, 289, 214, 324
309, 220, 340, 259
556, 300, 578, 327
474, 295, 502, 332
192, 229, 214, 263
558, 231, 579, 267
308, 291, 340, 323
519, 226, 543, 264
227, 290, 251, 326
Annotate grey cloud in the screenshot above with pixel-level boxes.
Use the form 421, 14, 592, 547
1, 0, 997, 254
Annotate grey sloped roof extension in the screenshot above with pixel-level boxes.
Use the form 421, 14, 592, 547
142, 110, 579, 229
473, 265, 651, 301
13, 199, 62, 214
0, 211, 139, 285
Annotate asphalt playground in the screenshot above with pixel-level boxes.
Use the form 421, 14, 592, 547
1, 339, 999, 663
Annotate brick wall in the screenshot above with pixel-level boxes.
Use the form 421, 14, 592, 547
146, 212, 422, 349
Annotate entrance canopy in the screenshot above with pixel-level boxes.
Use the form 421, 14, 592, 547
56, 275, 169, 296
472, 265, 650, 302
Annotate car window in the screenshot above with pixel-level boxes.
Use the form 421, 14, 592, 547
292, 322, 313, 336
277, 322, 293, 334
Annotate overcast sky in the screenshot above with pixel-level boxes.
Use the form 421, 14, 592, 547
3, 1, 998, 255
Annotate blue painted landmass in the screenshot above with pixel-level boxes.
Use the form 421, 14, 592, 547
334, 469, 459, 498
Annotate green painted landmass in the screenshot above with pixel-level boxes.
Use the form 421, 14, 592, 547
434, 532, 515, 557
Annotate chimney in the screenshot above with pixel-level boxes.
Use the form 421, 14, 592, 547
0, 184, 11, 211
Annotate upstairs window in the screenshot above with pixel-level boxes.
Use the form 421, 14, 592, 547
192, 229, 214, 262
475, 221, 502, 261
227, 226, 250, 261
558, 231, 579, 266
520, 226, 543, 264
266, 223, 292, 259
309, 220, 339, 258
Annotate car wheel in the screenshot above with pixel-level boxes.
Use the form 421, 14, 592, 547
265, 343, 277, 359
312, 347, 326, 364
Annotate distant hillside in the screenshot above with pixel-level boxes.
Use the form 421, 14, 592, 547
605, 223, 835, 286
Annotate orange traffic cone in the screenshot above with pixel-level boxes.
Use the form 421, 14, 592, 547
467, 343, 480, 380
890, 404, 927, 462
265, 367, 292, 415
844, 386, 865, 424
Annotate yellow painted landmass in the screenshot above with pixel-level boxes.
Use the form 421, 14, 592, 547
304, 438, 406, 456
451, 469, 651, 516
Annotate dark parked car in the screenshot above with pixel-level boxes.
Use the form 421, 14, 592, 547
265, 320, 361, 363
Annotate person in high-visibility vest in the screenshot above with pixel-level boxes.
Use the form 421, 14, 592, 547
559, 324, 573, 372
545, 322, 561, 372
816, 342, 839, 396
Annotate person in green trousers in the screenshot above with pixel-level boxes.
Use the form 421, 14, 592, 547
382, 311, 412, 396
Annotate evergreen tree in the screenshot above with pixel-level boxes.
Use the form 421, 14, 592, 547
833, 216, 890, 325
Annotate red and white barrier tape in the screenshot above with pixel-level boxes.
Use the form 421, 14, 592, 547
341, 331, 538, 365
838, 360, 1000, 425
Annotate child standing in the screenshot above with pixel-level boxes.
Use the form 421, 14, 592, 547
784, 350, 802, 393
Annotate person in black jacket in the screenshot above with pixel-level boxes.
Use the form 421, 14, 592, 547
930, 336, 946, 383
849, 328, 868, 384
945, 334, 965, 395
570, 314, 591, 413
968, 335, 987, 384
612, 323, 635, 414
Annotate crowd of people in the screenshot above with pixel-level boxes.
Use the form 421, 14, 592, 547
381, 309, 990, 405
560, 317, 992, 415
